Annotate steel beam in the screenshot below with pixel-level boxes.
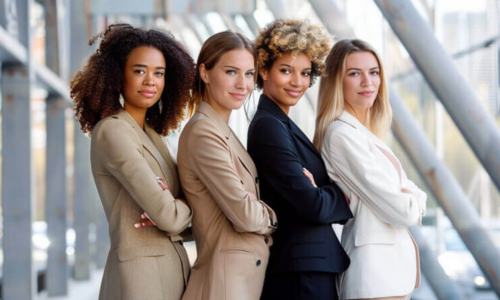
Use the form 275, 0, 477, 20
390, 87, 500, 296
1, 0, 35, 299
45, 95, 68, 295
45, 0, 68, 295
374, 0, 500, 193
69, 0, 93, 280
308, 0, 355, 39
2, 64, 36, 300
409, 226, 464, 300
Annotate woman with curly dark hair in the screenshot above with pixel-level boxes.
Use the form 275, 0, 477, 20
247, 19, 353, 300
70, 24, 195, 300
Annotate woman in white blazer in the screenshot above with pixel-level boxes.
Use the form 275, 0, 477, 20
313, 39, 427, 300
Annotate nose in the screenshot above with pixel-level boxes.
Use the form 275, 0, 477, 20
361, 73, 372, 87
235, 73, 245, 90
290, 71, 300, 87
143, 72, 155, 86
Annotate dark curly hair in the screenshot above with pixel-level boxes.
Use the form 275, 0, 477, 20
255, 19, 332, 89
70, 24, 195, 136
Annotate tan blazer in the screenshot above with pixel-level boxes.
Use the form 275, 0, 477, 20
178, 102, 277, 300
91, 109, 192, 300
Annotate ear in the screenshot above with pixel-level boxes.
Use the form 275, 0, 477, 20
199, 63, 210, 84
259, 68, 269, 81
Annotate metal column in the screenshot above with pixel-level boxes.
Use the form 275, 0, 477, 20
308, 0, 355, 39
1, 0, 35, 299
45, 0, 68, 295
390, 88, 500, 296
374, 0, 500, 193
70, 0, 92, 280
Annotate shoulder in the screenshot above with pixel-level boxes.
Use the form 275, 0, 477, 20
93, 115, 135, 140
324, 120, 366, 153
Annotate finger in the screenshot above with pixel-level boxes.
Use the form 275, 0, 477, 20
141, 213, 147, 219
143, 212, 156, 226
134, 220, 155, 228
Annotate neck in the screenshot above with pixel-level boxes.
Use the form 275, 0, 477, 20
124, 103, 147, 129
345, 105, 369, 127
203, 99, 231, 123
263, 92, 290, 115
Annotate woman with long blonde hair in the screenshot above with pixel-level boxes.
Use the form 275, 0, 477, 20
315, 39, 427, 300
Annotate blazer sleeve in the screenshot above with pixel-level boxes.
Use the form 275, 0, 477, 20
248, 116, 352, 224
326, 128, 425, 227
186, 119, 276, 235
94, 119, 192, 235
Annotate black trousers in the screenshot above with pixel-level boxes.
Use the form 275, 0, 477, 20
261, 271, 338, 300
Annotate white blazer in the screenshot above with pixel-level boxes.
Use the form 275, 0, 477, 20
321, 111, 427, 299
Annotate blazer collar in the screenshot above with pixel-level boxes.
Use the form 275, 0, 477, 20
115, 109, 175, 182
339, 110, 402, 180
257, 94, 289, 123
197, 101, 231, 139
258, 94, 321, 158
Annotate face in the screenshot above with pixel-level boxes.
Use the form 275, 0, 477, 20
260, 52, 311, 114
122, 46, 166, 114
342, 51, 380, 113
200, 49, 255, 119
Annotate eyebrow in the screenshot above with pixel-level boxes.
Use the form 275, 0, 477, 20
132, 64, 166, 70
279, 64, 312, 70
346, 67, 380, 71
223, 65, 255, 71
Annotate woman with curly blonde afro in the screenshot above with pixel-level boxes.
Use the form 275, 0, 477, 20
247, 19, 352, 300
70, 24, 195, 300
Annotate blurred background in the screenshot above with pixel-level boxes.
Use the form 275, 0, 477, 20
1, 0, 500, 299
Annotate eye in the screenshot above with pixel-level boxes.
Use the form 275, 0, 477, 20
245, 71, 255, 78
280, 68, 291, 74
348, 71, 360, 76
370, 70, 380, 75
226, 70, 236, 75
155, 71, 164, 76
302, 71, 311, 77
134, 69, 145, 75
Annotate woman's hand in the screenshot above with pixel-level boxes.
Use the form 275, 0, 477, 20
134, 212, 156, 228
303, 168, 317, 187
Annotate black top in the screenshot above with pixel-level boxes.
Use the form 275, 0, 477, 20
247, 94, 352, 274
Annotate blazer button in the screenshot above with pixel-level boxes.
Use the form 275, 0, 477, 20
264, 237, 269, 244
255, 177, 259, 184
256, 259, 261, 267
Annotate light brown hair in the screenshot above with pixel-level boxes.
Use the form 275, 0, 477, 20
188, 30, 255, 116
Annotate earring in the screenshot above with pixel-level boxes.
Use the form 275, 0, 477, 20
119, 93, 125, 107
158, 99, 163, 114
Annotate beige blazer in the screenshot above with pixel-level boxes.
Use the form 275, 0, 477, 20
321, 111, 427, 299
178, 102, 277, 300
91, 109, 192, 300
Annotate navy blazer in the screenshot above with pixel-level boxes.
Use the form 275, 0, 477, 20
247, 94, 353, 274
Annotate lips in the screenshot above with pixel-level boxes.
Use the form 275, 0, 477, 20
358, 91, 374, 96
229, 93, 246, 100
138, 90, 156, 98
285, 89, 302, 97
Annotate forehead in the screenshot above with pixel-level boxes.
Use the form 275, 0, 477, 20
273, 52, 311, 68
216, 49, 254, 68
345, 51, 379, 69
126, 46, 165, 66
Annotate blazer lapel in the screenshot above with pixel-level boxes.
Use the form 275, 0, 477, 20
339, 111, 403, 184
258, 94, 321, 160
116, 110, 175, 192
199, 101, 260, 197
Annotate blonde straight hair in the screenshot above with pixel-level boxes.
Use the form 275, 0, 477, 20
313, 39, 392, 151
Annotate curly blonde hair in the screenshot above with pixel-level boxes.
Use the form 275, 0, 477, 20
255, 19, 332, 89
